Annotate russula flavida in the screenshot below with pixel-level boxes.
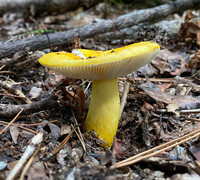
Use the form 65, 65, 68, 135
39, 41, 160, 147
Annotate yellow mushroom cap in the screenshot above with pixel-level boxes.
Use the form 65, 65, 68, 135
39, 41, 160, 80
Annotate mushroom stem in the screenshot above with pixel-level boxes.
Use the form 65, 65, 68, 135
85, 78, 120, 147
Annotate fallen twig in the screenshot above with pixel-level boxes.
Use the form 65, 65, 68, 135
0, 109, 23, 135
119, 77, 176, 83
0, 120, 58, 127
111, 128, 200, 169
0, 121, 38, 134
0, 94, 57, 118
19, 145, 40, 180
6, 132, 43, 180
0, 0, 102, 15
159, 108, 200, 114
120, 76, 132, 119
72, 111, 87, 153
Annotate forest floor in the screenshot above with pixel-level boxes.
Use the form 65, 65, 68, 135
1, 1, 200, 180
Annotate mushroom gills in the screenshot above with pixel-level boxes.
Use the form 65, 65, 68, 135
85, 78, 120, 147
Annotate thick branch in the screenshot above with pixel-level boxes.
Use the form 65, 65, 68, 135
0, 0, 200, 59
0, 94, 57, 119
0, 0, 103, 15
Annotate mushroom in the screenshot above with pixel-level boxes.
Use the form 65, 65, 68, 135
39, 41, 160, 147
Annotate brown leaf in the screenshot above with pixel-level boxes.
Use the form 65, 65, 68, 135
189, 147, 200, 161
139, 82, 200, 114
157, 83, 172, 92
48, 123, 61, 140
27, 162, 49, 180
152, 49, 187, 76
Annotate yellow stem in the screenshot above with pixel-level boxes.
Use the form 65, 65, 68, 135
85, 78, 120, 147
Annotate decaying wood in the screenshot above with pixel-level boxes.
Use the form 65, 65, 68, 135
0, 94, 57, 119
0, 0, 103, 15
1, 0, 200, 59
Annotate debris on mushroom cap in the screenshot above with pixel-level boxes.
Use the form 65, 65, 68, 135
39, 42, 160, 80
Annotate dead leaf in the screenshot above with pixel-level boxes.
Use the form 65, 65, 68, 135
0, 161, 8, 171
27, 162, 49, 180
20, 130, 35, 140
152, 49, 187, 76
8, 160, 18, 170
188, 147, 200, 161
157, 83, 172, 92
61, 124, 72, 136
136, 63, 158, 76
48, 123, 61, 140
9, 126, 19, 144
139, 82, 200, 114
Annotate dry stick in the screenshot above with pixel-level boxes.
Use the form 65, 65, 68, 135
118, 77, 176, 83
0, 120, 57, 134
0, 65, 5, 70
0, 0, 200, 59
15, 126, 37, 134
6, 132, 43, 180
113, 128, 200, 165
72, 124, 87, 153
0, 121, 37, 134
134, 77, 176, 83
0, 93, 27, 99
0, 0, 102, 15
19, 145, 40, 180
0, 71, 13, 74
0, 120, 58, 126
84, 81, 91, 94
0, 94, 57, 118
120, 78, 132, 119
186, 118, 200, 123
72, 111, 87, 152
180, 109, 200, 113
159, 108, 200, 114
111, 128, 200, 169
0, 109, 23, 135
